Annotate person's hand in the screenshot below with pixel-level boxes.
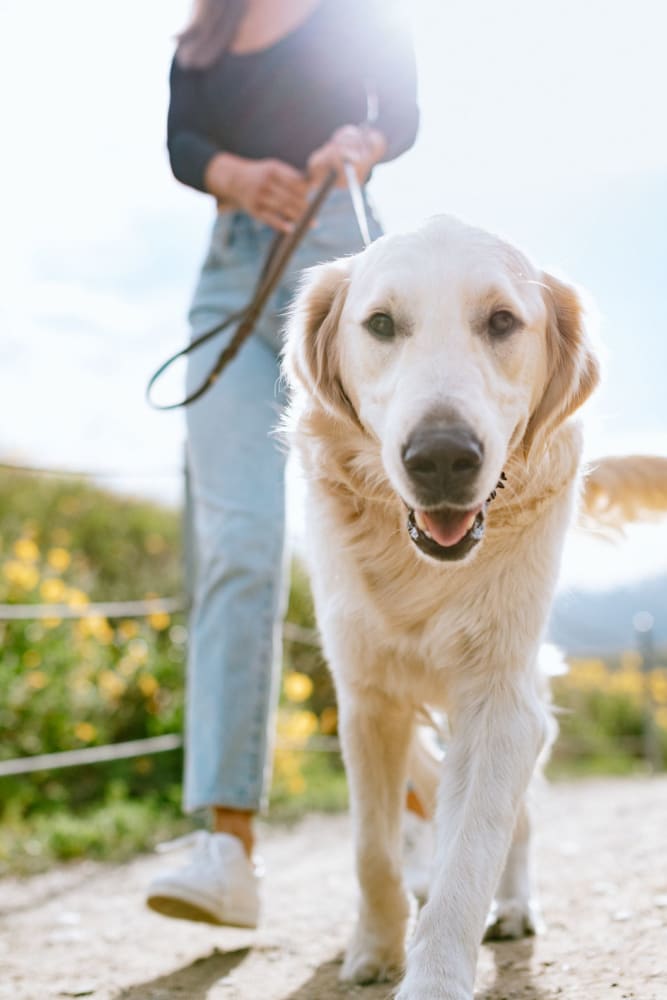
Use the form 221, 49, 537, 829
205, 153, 310, 232
307, 125, 387, 188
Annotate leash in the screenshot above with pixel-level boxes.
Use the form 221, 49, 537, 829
147, 163, 371, 411
343, 161, 372, 248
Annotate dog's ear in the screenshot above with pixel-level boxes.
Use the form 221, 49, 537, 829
284, 256, 358, 424
522, 273, 600, 455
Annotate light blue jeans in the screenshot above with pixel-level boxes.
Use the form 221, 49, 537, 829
183, 187, 382, 813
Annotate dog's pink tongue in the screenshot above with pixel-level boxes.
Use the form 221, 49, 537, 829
419, 506, 479, 548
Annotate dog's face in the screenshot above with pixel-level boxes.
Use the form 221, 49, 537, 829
286, 216, 598, 564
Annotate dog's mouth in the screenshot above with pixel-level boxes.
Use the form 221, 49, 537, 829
405, 474, 506, 563
407, 503, 486, 562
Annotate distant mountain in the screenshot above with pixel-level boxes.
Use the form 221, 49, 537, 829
548, 574, 667, 655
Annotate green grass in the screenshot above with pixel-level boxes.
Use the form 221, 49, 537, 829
0, 794, 192, 876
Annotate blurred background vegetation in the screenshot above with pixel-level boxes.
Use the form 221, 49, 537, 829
1, 469, 666, 875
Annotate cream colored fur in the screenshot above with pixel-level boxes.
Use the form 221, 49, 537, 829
582, 454, 667, 530
281, 215, 662, 999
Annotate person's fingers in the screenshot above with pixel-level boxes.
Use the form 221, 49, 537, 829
331, 126, 368, 161
306, 156, 324, 183
256, 207, 296, 233
331, 125, 364, 147
268, 161, 310, 198
337, 140, 364, 161
307, 144, 347, 186
255, 162, 310, 219
334, 138, 376, 184
261, 183, 307, 222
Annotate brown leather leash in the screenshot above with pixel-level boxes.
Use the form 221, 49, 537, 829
146, 169, 338, 410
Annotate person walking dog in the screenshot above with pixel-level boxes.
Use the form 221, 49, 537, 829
147, 0, 419, 927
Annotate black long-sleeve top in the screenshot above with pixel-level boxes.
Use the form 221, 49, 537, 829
167, 0, 419, 192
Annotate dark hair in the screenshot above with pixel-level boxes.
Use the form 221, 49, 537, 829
176, 0, 247, 70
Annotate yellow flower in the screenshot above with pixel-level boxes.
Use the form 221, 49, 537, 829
649, 669, 667, 705
13, 538, 39, 563
283, 671, 313, 703
78, 616, 114, 644
137, 673, 158, 697
22, 649, 42, 669
609, 670, 643, 699
148, 612, 171, 632
566, 657, 608, 690
43, 616, 62, 629
26, 670, 48, 690
2, 560, 21, 583
275, 749, 300, 773
40, 577, 67, 603
47, 547, 71, 572
279, 708, 318, 742
655, 707, 667, 731
98, 670, 126, 699
74, 721, 97, 742
118, 619, 139, 641
273, 747, 306, 794
67, 588, 90, 608
2, 559, 39, 591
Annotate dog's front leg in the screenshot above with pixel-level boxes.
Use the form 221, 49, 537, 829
338, 685, 414, 985
397, 676, 548, 1000
483, 798, 541, 940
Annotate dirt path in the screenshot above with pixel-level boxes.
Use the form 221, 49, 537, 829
2, 777, 666, 1000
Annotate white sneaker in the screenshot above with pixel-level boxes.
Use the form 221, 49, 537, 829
146, 830, 260, 928
402, 811, 435, 902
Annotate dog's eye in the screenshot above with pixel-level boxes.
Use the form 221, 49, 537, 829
488, 310, 517, 336
366, 312, 395, 340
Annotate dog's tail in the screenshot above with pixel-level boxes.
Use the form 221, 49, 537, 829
580, 455, 667, 530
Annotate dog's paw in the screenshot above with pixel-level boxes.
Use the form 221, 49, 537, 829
483, 899, 541, 941
395, 937, 471, 1000
395, 972, 469, 1000
340, 936, 404, 985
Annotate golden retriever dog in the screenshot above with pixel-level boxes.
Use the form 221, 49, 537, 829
282, 215, 666, 999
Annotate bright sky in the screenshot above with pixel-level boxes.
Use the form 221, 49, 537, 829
1, 0, 666, 589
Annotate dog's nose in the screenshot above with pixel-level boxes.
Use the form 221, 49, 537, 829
401, 424, 484, 503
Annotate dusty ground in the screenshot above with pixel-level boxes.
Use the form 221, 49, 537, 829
1, 777, 666, 1000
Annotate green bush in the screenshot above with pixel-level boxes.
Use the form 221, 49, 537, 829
549, 655, 667, 775
0, 470, 344, 871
